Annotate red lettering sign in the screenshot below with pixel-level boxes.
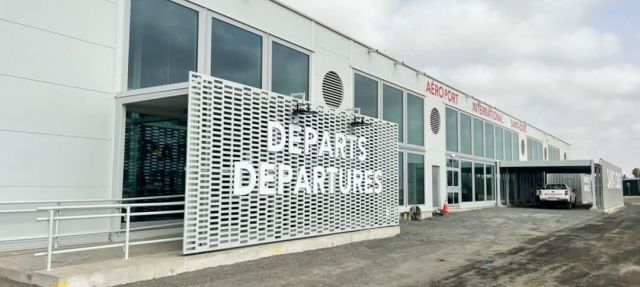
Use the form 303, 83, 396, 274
472, 102, 503, 124
510, 119, 527, 132
426, 81, 459, 105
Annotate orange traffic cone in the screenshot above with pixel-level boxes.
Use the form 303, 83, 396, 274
442, 201, 449, 215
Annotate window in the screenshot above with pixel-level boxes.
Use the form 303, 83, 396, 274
474, 163, 485, 201
473, 118, 484, 157
398, 152, 404, 206
271, 41, 309, 99
504, 131, 513, 161
128, 0, 199, 89
407, 94, 424, 146
495, 127, 504, 161
460, 113, 472, 155
446, 108, 458, 152
383, 85, 403, 142
485, 123, 494, 159
461, 161, 473, 202
512, 133, 519, 161
527, 137, 543, 160
486, 165, 495, 200
211, 18, 262, 88
407, 153, 425, 205
354, 74, 378, 118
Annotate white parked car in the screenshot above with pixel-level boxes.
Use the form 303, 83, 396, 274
536, 183, 577, 209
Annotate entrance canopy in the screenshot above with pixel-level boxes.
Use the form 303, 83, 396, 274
499, 159, 624, 210
501, 160, 594, 174
499, 160, 597, 207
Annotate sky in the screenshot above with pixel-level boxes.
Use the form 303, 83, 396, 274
280, 0, 640, 176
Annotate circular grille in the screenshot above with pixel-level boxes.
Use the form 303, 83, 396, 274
321, 71, 343, 108
521, 140, 525, 156
430, 108, 441, 134
544, 147, 548, 160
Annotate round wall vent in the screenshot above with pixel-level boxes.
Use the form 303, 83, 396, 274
544, 147, 548, 160
430, 108, 441, 134
521, 139, 525, 156
321, 71, 343, 108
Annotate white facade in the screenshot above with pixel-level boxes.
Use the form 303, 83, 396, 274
0, 0, 571, 250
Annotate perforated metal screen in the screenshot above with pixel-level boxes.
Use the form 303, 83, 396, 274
183, 72, 399, 254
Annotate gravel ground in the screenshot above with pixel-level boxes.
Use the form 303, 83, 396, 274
4, 199, 640, 287
119, 205, 605, 287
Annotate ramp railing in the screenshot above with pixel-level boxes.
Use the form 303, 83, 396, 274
0, 195, 184, 271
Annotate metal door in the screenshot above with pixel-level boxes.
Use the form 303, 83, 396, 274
432, 166, 441, 208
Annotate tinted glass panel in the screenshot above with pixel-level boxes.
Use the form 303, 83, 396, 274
407, 153, 424, 205
383, 85, 403, 142
272, 42, 309, 99
495, 127, 504, 161
128, 0, 198, 89
512, 134, 519, 161
446, 108, 458, 152
474, 163, 485, 201
211, 18, 262, 88
504, 131, 513, 161
354, 74, 378, 118
485, 123, 494, 159
407, 94, 424, 146
123, 111, 186, 221
461, 161, 473, 202
486, 165, 495, 200
460, 113, 472, 155
398, 152, 404, 205
473, 118, 484, 157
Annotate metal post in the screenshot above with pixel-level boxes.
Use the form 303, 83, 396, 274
46, 209, 54, 271
54, 202, 61, 248
124, 206, 131, 260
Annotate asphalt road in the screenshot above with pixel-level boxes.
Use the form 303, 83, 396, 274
2, 199, 639, 287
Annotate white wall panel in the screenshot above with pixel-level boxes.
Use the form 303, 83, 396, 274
0, 75, 114, 140
0, 0, 117, 48
311, 48, 352, 109
0, 131, 112, 187
313, 24, 351, 59
0, 20, 115, 93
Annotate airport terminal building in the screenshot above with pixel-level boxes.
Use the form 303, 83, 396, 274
0, 0, 625, 285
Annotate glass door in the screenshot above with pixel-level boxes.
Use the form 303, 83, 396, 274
446, 158, 461, 204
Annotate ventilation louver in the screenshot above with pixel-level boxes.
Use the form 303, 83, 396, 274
430, 108, 441, 134
322, 71, 343, 108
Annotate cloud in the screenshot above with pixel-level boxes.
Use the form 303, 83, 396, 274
280, 0, 640, 175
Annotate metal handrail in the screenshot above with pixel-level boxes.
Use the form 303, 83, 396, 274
35, 201, 185, 212
0, 194, 185, 206
0, 195, 186, 253
31, 201, 185, 271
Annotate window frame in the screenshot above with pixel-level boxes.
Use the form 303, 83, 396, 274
353, 72, 380, 118
206, 11, 268, 89
121, 0, 206, 95
269, 36, 312, 101
353, 70, 426, 152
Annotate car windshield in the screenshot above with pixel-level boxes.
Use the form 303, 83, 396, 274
545, 184, 566, 189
